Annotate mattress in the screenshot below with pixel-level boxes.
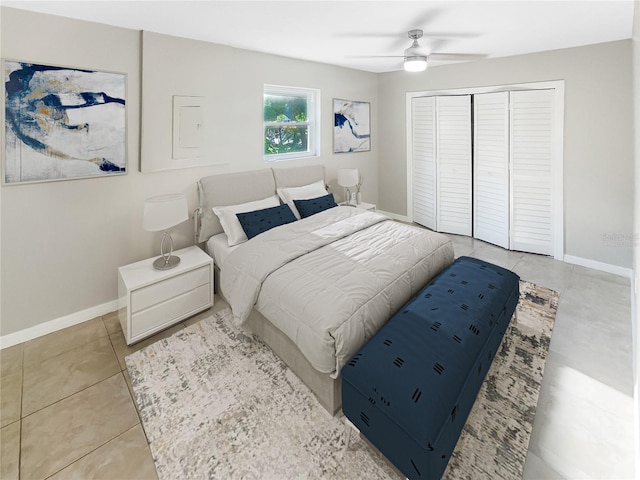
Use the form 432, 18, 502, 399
220, 206, 454, 378
205, 232, 239, 268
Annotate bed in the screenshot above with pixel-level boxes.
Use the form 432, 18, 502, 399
196, 165, 454, 414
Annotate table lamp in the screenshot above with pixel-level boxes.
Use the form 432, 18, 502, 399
338, 168, 359, 206
143, 193, 189, 270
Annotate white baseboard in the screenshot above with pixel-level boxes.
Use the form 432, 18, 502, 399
563, 254, 633, 279
377, 209, 410, 223
0, 300, 119, 349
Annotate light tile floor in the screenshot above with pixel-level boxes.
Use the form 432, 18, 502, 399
0, 235, 635, 479
447, 234, 635, 480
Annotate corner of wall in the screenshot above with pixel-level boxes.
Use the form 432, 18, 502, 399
632, 1, 640, 477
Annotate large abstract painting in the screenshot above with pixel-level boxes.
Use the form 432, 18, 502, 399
333, 99, 370, 154
3, 60, 126, 184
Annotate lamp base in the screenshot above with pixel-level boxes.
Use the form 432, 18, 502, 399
153, 255, 181, 270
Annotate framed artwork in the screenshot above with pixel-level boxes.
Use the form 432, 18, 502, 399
333, 98, 370, 154
3, 60, 127, 184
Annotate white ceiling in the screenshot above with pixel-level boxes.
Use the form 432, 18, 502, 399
3, 0, 635, 73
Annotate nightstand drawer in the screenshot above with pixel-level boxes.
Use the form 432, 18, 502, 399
131, 265, 210, 313
131, 283, 211, 337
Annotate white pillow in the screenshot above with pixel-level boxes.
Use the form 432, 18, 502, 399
277, 180, 328, 219
213, 195, 280, 246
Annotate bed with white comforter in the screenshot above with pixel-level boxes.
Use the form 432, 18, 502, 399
220, 205, 453, 378
197, 165, 454, 413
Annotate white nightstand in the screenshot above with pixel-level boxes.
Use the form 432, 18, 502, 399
339, 201, 377, 212
118, 245, 213, 345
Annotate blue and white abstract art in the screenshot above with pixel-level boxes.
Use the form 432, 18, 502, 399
333, 99, 370, 154
3, 61, 126, 184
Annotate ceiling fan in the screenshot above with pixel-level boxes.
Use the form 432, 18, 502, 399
349, 29, 485, 72
404, 29, 430, 72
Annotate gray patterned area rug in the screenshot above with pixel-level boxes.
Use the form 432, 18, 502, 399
126, 280, 558, 480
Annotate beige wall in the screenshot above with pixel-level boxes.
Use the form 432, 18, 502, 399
378, 40, 634, 270
0, 6, 635, 342
632, 0, 639, 471
140, 30, 378, 183
0, 7, 378, 337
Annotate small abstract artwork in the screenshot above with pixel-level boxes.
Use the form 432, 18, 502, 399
3, 60, 126, 184
333, 99, 370, 154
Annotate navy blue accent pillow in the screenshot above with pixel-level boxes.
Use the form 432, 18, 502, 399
236, 204, 297, 240
293, 193, 338, 219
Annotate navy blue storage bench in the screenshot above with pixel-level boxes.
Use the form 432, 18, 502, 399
341, 256, 520, 480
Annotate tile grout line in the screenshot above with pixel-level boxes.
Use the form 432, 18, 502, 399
19, 344, 24, 480
30, 371, 139, 480
19, 327, 115, 415
20, 336, 121, 419
105, 322, 126, 373
102, 315, 141, 424
42, 422, 143, 480
19, 370, 126, 422
21, 317, 111, 364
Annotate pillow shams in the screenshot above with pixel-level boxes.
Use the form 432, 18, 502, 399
276, 180, 328, 219
212, 195, 280, 246
236, 204, 297, 239
293, 193, 338, 218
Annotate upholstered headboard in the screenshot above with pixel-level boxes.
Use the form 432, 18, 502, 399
196, 165, 325, 243
272, 164, 325, 189
197, 169, 276, 243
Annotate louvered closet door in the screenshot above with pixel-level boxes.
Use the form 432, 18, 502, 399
436, 95, 472, 236
474, 92, 510, 249
510, 89, 554, 255
411, 97, 437, 230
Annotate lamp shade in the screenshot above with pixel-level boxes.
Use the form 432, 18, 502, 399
337, 168, 359, 188
404, 56, 427, 72
143, 193, 189, 232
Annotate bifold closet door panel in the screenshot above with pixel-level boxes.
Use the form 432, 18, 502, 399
411, 96, 437, 231
473, 92, 510, 249
436, 95, 472, 236
509, 89, 554, 256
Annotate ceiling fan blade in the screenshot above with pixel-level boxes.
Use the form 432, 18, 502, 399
346, 53, 486, 61
345, 55, 405, 59
428, 53, 487, 61
341, 30, 480, 39
421, 32, 482, 39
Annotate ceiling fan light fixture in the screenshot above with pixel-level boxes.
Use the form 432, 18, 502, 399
404, 56, 427, 72
404, 30, 427, 72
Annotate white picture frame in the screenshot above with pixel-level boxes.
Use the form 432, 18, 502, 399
3, 59, 127, 185
333, 99, 371, 154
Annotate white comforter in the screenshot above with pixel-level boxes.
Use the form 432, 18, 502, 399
220, 206, 454, 377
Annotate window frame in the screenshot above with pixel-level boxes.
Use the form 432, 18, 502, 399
263, 84, 320, 162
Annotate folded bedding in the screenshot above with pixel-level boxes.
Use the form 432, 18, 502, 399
220, 206, 454, 378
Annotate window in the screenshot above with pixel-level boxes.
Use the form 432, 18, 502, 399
263, 85, 319, 162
